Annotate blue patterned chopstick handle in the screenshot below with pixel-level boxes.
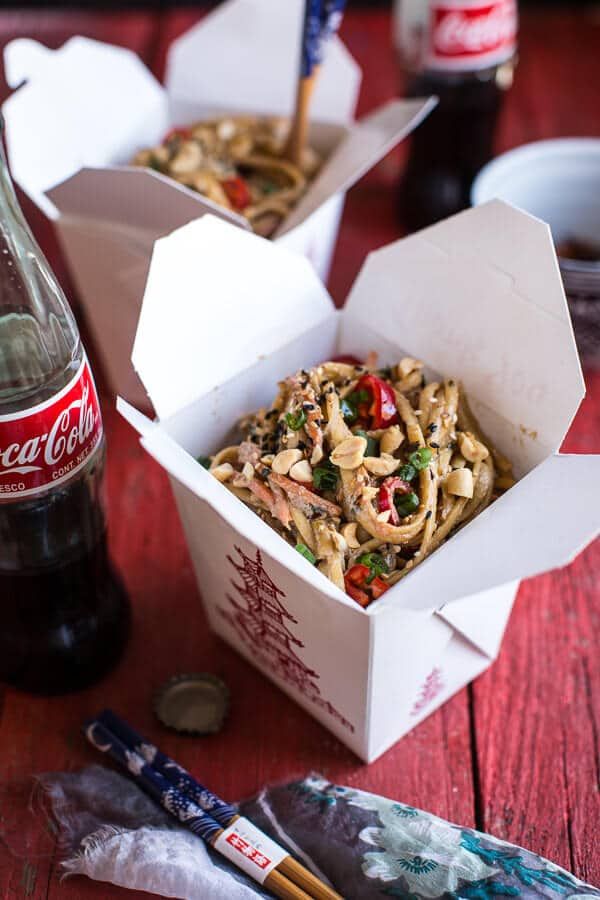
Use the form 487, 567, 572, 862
301, 0, 347, 77
98, 709, 237, 827
322, 0, 346, 43
84, 719, 222, 844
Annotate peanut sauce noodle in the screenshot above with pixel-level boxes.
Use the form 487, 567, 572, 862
203, 356, 515, 607
132, 116, 319, 238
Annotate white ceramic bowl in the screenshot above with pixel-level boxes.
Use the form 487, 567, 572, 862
472, 139, 600, 360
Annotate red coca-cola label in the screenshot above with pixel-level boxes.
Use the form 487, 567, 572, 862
428, 0, 517, 70
0, 356, 103, 498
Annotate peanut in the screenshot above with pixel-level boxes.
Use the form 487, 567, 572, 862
242, 462, 255, 480
397, 356, 423, 379
363, 453, 399, 477
330, 436, 367, 470
272, 449, 303, 474
341, 522, 360, 549
380, 425, 404, 455
458, 431, 489, 463
211, 463, 234, 483
289, 460, 313, 483
445, 467, 474, 498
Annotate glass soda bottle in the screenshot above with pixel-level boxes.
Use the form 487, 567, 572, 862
395, 0, 518, 230
0, 120, 130, 694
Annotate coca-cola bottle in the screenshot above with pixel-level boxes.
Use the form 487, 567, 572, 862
0, 122, 129, 694
395, 0, 518, 229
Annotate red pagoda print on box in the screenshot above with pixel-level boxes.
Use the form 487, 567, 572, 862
410, 666, 444, 717
219, 546, 354, 733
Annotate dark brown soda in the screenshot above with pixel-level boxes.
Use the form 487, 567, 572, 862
0, 536, 129, 695
0, 444, 130, 694
398, 67, 510, 231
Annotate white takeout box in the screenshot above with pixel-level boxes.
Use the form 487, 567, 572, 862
1, 0, 435, 408
119, 200, 600, 763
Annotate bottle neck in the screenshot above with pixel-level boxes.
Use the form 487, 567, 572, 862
0, 130, 80, 411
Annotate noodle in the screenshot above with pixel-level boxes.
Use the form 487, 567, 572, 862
132, 116, 320, 238
203, 356, 515, 606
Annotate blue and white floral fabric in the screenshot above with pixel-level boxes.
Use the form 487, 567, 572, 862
244, 775, 598, 900
41, 767, 598, 900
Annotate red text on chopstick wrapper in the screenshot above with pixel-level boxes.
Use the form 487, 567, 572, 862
213, 817, 287, 884
428, 0, 517, 70
0, 357, 103, 498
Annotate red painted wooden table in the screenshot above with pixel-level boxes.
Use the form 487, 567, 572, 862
1, 7, 599, 898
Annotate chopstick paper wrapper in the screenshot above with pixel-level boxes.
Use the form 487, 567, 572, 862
85, 713, 341, 900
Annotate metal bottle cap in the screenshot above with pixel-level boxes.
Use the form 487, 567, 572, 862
154, 673, 229, 735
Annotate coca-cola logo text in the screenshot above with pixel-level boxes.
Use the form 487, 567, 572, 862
430, 1, 517, 68
0, 358, 103, 498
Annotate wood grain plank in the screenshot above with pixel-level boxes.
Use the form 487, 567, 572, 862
1, 7, 599, 900
497, 9, 600, 150
470, 8, 600, 883
471, 370, 600, 882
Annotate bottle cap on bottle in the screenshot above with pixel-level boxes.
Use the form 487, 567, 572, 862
154, 673, 229, 735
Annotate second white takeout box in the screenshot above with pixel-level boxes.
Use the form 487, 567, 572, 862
1, 0, 434, 408
120, 200, 600, 763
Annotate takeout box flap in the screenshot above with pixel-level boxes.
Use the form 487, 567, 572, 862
132, 215, 335, 419
277, 97, 437, 237
165, 0, 361, 125
2, 36, 168, 213
46, 166, 248, 235
116, 397, 155, 439
435, 580, 518, 659
342, 200, 585, 457
376, 453, 600, 615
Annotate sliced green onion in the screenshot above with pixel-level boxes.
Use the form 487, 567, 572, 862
357, 552, 389, 583
349, 388, 369, 408
286, 409, 307, 431
341, 389, 371, 424
295, 543, 316, 565
398, 463, 417, 482
394, 491, 420, 518
355, 429, 379, 458
408, 447, 432, 470
197, 456, 212, 469
340, 397, 358, 423
313, 461, 338, 491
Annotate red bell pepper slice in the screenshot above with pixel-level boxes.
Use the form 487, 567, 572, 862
355, 373, 398, 429
378, 476, 412, 526
163, 126, 193, 143
369, 576, 390, 600
344, 563, 389, 607
330, 354, 363, 365
221, 176, 252, 211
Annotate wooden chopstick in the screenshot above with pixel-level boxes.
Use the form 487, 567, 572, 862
97, 710, 343, 900
285, 0, 347, 168
84, 719, 313, 900
278, 856, 342, 900
286, 75, 318, 168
